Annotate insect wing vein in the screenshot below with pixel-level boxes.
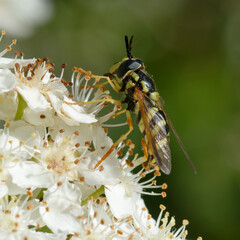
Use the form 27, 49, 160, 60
136, 89, 171, 174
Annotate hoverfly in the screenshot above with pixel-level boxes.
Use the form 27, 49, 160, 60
92, 36, 196, 174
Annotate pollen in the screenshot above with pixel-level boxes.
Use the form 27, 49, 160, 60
85, 141, 91, 146
27, 204, 34, 210
152, 180, 156, 185
61, 63, 67, 69
104, 128, 108, 134
57, 181, 62, 186
117, 230, 123, 235
14, 50, 20, 56
140, 173, 146, 178
182, 219, 189, 226
128, 234, 134, 240
161, 192, 167, 198
79, 177, 85, 181
125, 159, 134, 167
99, 166, 104, 172
74, 131, 79, 135
75, 143, 80, 148
27, 190, 33, 197
100, 86, 106, 92
6, 45, 12, 51
93, 211, 98, 218
159, 204, 166, 211
162, 183, 168, 189
117, 149, 123, 156
128, 149, 133, 155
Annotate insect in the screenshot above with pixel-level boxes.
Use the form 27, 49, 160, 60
75, 36, 196, 174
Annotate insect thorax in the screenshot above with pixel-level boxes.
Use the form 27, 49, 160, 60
121, 69, 159, 113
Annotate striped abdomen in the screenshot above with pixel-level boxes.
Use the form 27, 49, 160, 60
136, 105, 172, 174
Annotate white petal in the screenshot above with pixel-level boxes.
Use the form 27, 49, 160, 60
0, 69, 16, 91
9, 161, 53, 188
62, 102, 97, 124
17, 85, 51, 111
40, 181, 83, 234
7, 120, 43, 149
6, 177, 26, 195
105, 183, 141, 219
0, 57, 36, 68
0, 90, 17, 120
49, 94, 97, 125
23, 107, 54, 126
78, 151, 122, 186
0, 182, 8, 198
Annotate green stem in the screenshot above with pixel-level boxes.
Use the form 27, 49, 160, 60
14, 93, 27, 120
81, 185, 105, 206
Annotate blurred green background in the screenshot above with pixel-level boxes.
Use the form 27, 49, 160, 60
3, 0, 240, 239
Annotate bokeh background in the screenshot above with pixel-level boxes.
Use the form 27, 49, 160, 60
2, 0, 240, 239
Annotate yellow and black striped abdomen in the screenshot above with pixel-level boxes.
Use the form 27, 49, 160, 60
136, 104, 172, 174
137, 106, 169, 140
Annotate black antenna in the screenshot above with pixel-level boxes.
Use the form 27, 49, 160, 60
125, 35, 134, 59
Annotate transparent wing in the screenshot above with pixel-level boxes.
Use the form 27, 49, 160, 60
156, 99, 197, 174
136, 89, 172, 174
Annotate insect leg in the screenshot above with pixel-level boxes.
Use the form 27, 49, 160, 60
141, 138, 148, 160
93, 110, 133, 169
78, 81, 109, 90
91, 74, 121, 92
64, 97, 122, 106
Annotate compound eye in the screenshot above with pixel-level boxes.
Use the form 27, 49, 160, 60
128, 61, 141, 70
116, 59, 143, 79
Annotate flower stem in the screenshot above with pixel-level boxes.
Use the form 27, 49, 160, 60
81, 185, 105, 206
14, 93, 27, 120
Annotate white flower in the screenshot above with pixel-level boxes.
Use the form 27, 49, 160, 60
131, 198, 189, 240
105, 144, 166, 219
0, 34, 35, 120
71, 197, 135, 240
39, 181, 83, 234
0, 191, 66, 239
0, 120, 41, 196
0, 0, 54, 38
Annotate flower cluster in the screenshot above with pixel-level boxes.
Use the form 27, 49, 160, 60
0, 31, 200, 239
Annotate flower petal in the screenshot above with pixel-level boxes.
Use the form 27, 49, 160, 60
105, 183, 141, 219
9, 161, 54, 188
0, 69, 16, 91
17, 85, 51, 111
0, 57, 36, 68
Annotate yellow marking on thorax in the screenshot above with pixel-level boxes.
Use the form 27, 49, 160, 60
125, 80, 135, 90
131, 72, 139, 81
141, 81, 149, 93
